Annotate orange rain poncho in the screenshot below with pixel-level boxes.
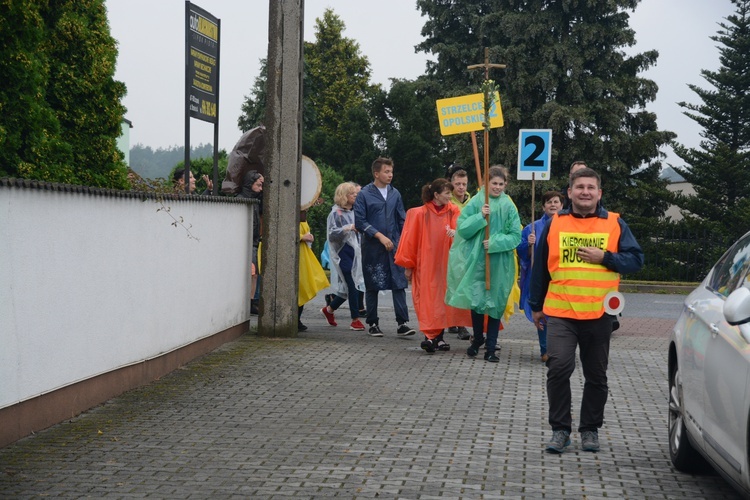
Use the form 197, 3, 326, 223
395, 202, 472, 337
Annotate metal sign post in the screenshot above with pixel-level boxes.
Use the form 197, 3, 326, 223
517, 129, 553, 269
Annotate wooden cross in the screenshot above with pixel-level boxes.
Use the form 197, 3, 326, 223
467, 47, 507, 80
467, 47, 506, 290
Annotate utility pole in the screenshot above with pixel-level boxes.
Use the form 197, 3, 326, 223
260, 0, 304, 337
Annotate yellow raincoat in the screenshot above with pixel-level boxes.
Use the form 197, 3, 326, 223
298, 221, 330, 307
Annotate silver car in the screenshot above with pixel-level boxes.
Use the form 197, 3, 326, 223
669, 230, 750, 496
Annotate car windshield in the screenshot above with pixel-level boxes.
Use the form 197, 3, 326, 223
707, 232, 750, 298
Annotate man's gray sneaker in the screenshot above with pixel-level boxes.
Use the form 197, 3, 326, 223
546, 430, 571, 453
581, 430, 600, 452
456, 326, 471, 340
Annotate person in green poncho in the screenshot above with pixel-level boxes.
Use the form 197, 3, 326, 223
445, 166, 522, 362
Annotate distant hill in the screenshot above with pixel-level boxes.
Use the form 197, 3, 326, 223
129, 143, 216, 180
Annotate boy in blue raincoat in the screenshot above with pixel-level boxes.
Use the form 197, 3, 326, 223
354, 157, 416, 338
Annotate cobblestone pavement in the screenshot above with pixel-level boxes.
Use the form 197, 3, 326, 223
0, 292, 743, 499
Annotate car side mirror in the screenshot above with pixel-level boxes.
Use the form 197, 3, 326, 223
724, 286, 750, 326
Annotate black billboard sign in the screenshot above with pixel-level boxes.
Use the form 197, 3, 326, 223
186, 3, 219, 123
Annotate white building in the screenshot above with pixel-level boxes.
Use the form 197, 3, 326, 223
660, 166, 695, 221
117, 118, 133, 166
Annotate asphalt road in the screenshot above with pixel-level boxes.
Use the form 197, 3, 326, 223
621, 292, 687, 320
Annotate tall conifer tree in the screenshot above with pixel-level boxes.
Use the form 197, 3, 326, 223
0, 1, 71, 177
0, 0, 127, 188
415, 0, 675, 220
43, 0, 128, 188
673, 0, 750, 241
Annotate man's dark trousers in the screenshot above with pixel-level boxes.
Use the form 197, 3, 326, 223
546, 315, 614, 432
366, 288, 409, 326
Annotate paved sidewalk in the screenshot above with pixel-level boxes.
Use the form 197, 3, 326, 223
0, 292, 742, 498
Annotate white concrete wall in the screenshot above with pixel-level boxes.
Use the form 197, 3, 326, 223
0, 185, 254, 409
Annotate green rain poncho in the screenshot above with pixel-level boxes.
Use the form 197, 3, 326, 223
445, 189, 521, 319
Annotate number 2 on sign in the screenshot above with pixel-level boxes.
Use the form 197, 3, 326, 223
516, 129, 552, 180
524, 135, 545, 167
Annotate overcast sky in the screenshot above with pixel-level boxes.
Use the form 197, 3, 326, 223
106, 0, 737, 167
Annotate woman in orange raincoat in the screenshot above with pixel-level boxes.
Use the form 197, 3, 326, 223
395, 178, 472, 354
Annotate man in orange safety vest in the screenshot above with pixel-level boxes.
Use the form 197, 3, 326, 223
529, 167, 644, 454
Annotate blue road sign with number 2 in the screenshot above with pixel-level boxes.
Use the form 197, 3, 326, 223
517, 129, 552, 180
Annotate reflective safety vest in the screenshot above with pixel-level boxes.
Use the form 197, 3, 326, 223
543, 213, 621, 320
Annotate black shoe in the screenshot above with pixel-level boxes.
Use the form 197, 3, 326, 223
420, 338, 435, 354
396, 324, 416, 336
447, 326, 459, 334
435, 339, 451, 351
368, 324, 384, 337
456, 326, 471, 340
250, 300, 259, 315
484, 351, 499, 362
298, 321, 308, 332
358, 309, 367, 318
466, 337, 486, 357
433, 332, 450, 351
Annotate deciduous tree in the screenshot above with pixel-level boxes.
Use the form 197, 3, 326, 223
370, 77, 447, 209
237, 61, 268, 134
238, 9, 379, 183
